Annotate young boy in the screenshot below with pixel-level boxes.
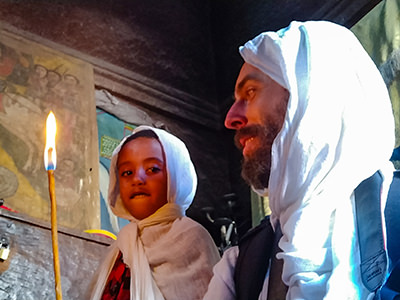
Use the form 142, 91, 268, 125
90, 126, 220, 300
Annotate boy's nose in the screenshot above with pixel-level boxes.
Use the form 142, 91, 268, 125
132, 169, 145, 185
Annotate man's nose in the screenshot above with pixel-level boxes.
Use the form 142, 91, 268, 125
224, 101, 247, 129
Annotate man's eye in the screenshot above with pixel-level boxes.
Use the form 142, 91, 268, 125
246, 88, 255, 98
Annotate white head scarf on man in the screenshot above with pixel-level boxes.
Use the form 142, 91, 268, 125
90, 125, 220, 300
240, 21, 395, 299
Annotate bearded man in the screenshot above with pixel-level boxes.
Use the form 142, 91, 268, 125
204, 20, 396, 300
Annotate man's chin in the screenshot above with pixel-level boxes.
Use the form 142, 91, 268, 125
236, 124, 274, 190
241, 158, 270, 191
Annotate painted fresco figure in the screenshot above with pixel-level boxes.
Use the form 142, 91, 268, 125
25, 63, 48, 100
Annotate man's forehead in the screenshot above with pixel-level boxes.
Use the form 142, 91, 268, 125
235, 63, 269, 91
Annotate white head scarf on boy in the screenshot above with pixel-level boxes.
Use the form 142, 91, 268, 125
240, 21, 395, 299
90, 125, 220, 300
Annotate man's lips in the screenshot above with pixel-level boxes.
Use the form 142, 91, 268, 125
240, 136, 257, 156
234, 125, 260, 151
239, 136, 255, 149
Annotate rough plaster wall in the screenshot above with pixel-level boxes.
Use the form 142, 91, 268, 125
0, 1, 217, 102
0, 211, 110, 299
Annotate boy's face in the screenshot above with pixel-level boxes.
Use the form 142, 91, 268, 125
117, 137, 168, 220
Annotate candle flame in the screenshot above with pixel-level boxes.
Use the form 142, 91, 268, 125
44, 111, 57, 170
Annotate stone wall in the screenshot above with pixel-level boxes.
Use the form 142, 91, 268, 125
0, 209, 111, 299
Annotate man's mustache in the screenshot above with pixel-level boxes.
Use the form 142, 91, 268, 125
234, 125, 264, 150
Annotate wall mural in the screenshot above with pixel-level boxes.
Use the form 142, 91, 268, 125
96, 107, 136, 235
0, 30, 99, 231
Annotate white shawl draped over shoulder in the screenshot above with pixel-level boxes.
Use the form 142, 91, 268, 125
240, 21, 395, 299
90, 126, 220, 300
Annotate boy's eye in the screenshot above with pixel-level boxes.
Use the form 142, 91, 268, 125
147, 166, 161, 174
121, 170, 132, 177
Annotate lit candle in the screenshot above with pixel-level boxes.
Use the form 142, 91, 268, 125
44, 111, 63, 300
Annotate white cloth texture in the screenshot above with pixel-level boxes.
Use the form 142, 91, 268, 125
240, 20, 395, 299
204, 20, 395, 300
90, 125, 220, 300
203, 246, 239, 300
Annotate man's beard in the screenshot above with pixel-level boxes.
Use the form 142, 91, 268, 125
234, 123, 281, 190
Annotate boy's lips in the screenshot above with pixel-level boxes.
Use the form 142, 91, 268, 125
130, 190, 150, 199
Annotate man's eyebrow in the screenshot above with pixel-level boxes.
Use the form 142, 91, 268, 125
236, 74, 263, 92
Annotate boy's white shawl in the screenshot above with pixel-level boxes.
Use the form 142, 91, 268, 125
240, 21, 395, 299
90, 125, 220, 300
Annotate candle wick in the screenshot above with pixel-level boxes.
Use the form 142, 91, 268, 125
47, 147, 55, 170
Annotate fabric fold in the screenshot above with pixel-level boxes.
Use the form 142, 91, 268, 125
240, 20, 395, 299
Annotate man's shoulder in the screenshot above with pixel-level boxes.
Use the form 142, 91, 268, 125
238, 215, 273, 248
234, 215, 275, 300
